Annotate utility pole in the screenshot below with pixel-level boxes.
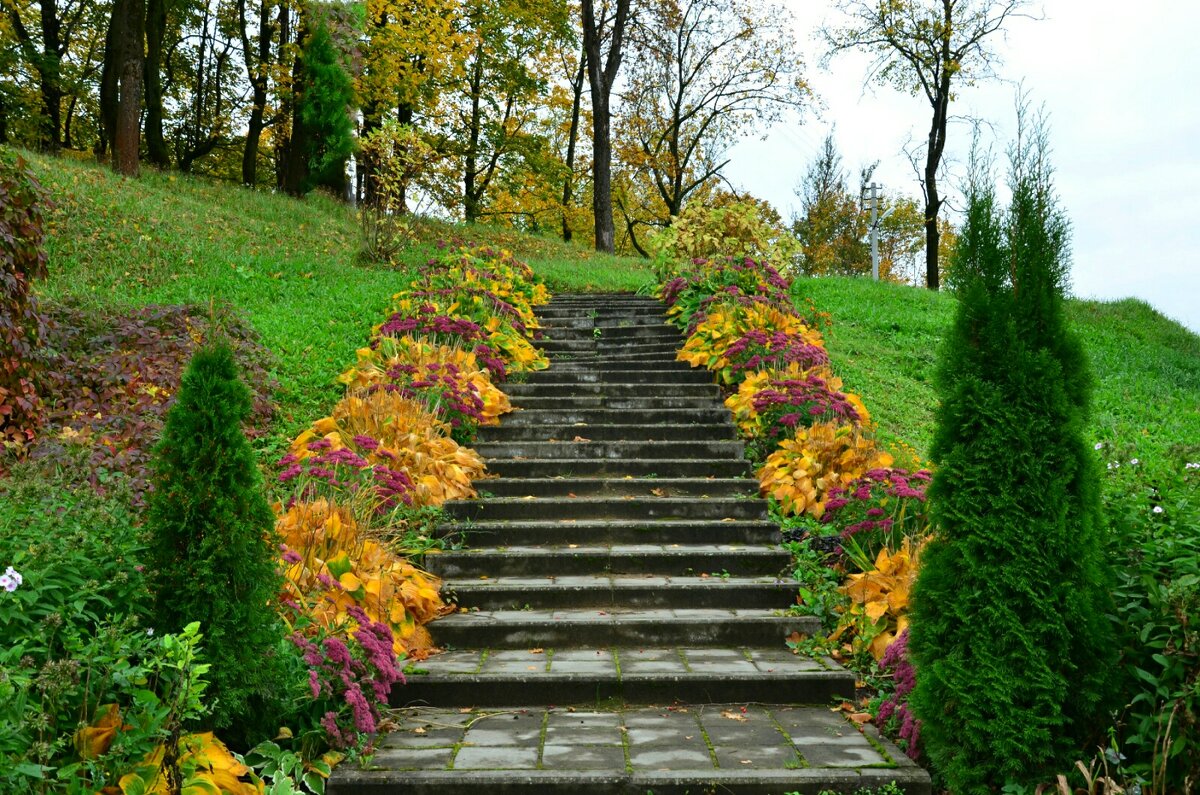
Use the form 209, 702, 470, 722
867, 182, 894, 281
868, 182, 880, 281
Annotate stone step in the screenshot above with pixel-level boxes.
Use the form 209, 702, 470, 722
475, 477, 758, 499
503, 382, 719, 399
473, 439, 744, 461
445, 496, 767, 523
438, 518, 779, 546
524, 368, 711, 385
331, 704, 928, 795
479, 422, 736, 443
426, 544, 788, 579
496, 407, 732, 426
400, 647, 852, 707
428, 608, 817, 648
510, 395, 724, 411
542, 326, 680, 342
546, 353, 684, 367
483, 457, 751, 479
443, 574, 795, 610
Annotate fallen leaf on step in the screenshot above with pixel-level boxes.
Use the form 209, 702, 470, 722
786, 631, 805, 646
650, 488, 666, 497
529, 648, 544, 654
740, 760, 752, 765
527, 666, 539, 671
523, 495, 537, 500
721, 517, 735, 522
567, 493, 578, 498
848, 712, 873, 726
413, 727, 427, 735
573, 436, 591, 442
720, 710, 748, 722
459, 708, 473, 714
568, 544, 579, 549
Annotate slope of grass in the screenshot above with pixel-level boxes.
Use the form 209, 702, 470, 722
793, 276, 1200, 469
25, 153, 652, 443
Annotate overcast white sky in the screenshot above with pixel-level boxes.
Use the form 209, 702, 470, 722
728, 0, 1200, 333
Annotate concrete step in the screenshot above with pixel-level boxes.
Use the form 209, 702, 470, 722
510, 395, 725, 411
443, 574, 796, 611
426, 544, 788, 579
331, 704, 928, 794
524, 368, 711, 385
484, 457, 751, 479
400, 647, 852, 707
445, 496, 767, 523
438, 518, 779, 546
473, 439, 745, 461
503, 382, 719, 399
496, 407, 732, 426
478, 423, 736, 443
475, 477, 758, 499
428, 608, 817, 648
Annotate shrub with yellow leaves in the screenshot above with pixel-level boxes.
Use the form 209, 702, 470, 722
277, 499, 445, 656
831, 538, 923, 662
756, 421, 893, 519
678, 301, 823, 385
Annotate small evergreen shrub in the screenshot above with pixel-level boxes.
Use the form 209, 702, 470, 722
299, 20, 355, 195
145, 339, 287, 745
0, 150, 50, 453
908, 115, 1116, 792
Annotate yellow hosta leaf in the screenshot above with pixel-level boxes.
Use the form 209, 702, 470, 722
76, 703, 121, 759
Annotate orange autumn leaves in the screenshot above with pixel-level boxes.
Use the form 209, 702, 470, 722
276, 246, 548, 658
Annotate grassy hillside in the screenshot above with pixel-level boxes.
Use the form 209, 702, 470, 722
19, 151, 1200, 471
794, 276, 1200, 469
26, 153, 652, 442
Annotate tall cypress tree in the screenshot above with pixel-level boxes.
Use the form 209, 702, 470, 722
908, 110, 1115, 792
146, 340, 285, 743
298, 19, 355, 196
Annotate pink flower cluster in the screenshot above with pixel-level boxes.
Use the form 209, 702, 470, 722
750, 372, 860, 436
290, 605, 404, 750
723, 330, 829, 375
875, 629, 922, 760
378, 305, 488, 344
822, 467, 931, 540
276, 436, 415, 511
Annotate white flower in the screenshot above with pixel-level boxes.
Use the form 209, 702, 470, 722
1094, 442, 1103, 450
1, 566, 21, 592
1130, 458, 1139, 466
1107, 462, 1116, 470
1152, 506, 1164, 514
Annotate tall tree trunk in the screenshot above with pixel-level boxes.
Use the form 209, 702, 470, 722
98, 3, 119, 159
238, 0, 273, 185
114, 0, 145, 177
582, 0, 630, 254
922, 72, 950, 291
274, 0, 291, 189
38, 0, 63, 150
282, 36, 309, 196
144, 0, 169, 167
561, 48, 586, 243
463, 46, 484, 224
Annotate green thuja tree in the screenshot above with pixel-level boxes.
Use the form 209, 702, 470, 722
299, 19, 355, 195
908, 108, 1116, 792
146, 339, 286, 745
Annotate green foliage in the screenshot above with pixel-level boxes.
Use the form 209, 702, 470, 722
1104, 455, 1199, 791
908, 122, 1117, 792
648, 197, 800, 281
145, 340, 287, 745
0, 149, 50, 452
299, 21, 356, 195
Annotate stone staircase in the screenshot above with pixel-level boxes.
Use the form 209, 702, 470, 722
329, 294, 928, 794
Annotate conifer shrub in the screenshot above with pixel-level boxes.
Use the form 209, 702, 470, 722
908, 114, 1116, 792
0, 151, 50, 453
299, 20, 355, 195
146, 339, 288, 745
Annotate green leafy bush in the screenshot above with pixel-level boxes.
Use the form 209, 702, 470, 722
145, 340, 288, 746
0, 150, 50, 453
908, 119, 1116, 792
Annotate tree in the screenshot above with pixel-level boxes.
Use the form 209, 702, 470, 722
793, 134, 924, 280
235, 0, 275, 184
146, 339, 286, 744
581, 0, 630, 253
285, 14, 355, 196
2, 0, 98, 151
111, 0, 144, 176
616, 0, 807, 249
907, 110, 1115, 791
143, 0, 170, 168
823, 0, 1033, 290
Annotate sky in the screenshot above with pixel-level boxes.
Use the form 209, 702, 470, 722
728, 0, 1200, 333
